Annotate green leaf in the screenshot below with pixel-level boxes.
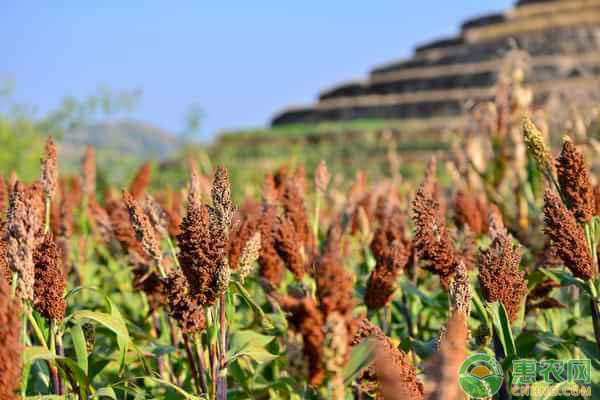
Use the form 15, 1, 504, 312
401, 282, 442, 309
23, 346, 90, 399
226, 330, 278, 364
491, 302, 517, 357
72, 298, 131, 375
72, 311, 129, 341
71, 323, 88, 374
540, 268, 590, 294
88, 356, 111, 382
106, 297, 130, 375
143, 377, 206, 399
231, 280, 273, 330
471, 289, 490, 326
90, 386, 117, 399
64, 286, 98, 300
343, 338, 375, 384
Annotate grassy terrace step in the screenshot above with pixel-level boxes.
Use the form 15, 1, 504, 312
206, 117, 459, 188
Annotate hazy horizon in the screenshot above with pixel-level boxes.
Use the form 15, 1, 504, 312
3, 1, 513, 139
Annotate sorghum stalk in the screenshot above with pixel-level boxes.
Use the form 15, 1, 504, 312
193, 334, 209, 394
313, 191, 321, 239
49, 320, 60, 394
217, 294, 227, 400
183, 333, 202, 395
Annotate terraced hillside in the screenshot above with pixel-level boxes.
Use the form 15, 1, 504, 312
272, 0, 600, 125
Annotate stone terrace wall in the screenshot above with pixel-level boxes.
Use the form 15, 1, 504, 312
272, 0, 600, 126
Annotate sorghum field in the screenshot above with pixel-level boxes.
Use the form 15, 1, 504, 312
2, 73, 600, 400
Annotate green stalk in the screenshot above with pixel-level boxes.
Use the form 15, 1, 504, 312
166, 235, 180, 268
193, 334, 209, 394
44, 196, 51, 234
26, 308, 48, 348
313, 191, 321, 239
217, 295, 228, 400
583, 220, 600, 353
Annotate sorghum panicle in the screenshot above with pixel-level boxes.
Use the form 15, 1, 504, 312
41, 136, 58, 200
33, 233, 66, 321
129, 162, 152, 200
479, 230, 527, 322
0, 277, 22, 400
412, 165, 457, 287
123, 190, 162, 264
555, 137, 594, 223
82, 145, 96, 199
543, 189, 595, 280
352, 318, 424, 400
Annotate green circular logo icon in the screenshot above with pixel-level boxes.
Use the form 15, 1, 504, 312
458, 353, 504, 399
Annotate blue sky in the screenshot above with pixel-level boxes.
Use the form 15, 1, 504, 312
2, 1, 513, 140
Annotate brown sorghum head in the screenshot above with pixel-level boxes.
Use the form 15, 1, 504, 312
129, 162, 153, 200
262, 173, 279, 205
5, 181, 41, 301
529, 279, 560, 300
0, 176, 6, 218
0, 232, 9, 283
352, 318, 424, 400
143, 194, 169, 240
479, 231, 527, 323
525, 279, 562, 316
123, 190, 162, 264
237, 232, 261, 280
274, 215, 306, 280
526, 298, 566, 314
177, 200, 220, 306
106, 198, 144, 256
412, 168, 457, 287
257, 204, 285, 287
87, 198, 113, 244
315, 160, 331, 193
454, 189, 487, 235
33, 233, 66, 321
228, 204, 260, 271
593, 184, 600, 217
0, 277, 22, 400
370, 207, 409, 264
555, 138, 594, 223
82, 145, 96, 199
543, 189, 595, 280
365, 240, 407, 310
487, 203, 506, 238
177, 167, 233, 306
273, 165, 288, 197
427, 311, 468, 400
315, 234, 355, 319
210, 165, 234, 232
164, 268, 205, 333
449, 262, 471, 317
351, 193, 374, 236
130, 251, 166, 312
280, 180, 313, 249
277, 294, 326, 387
41, 136, 58, 200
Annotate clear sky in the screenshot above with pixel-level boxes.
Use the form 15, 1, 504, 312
2, 1, 514, 140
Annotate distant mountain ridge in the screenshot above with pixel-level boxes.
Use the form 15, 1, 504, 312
59, 120, 182, 164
